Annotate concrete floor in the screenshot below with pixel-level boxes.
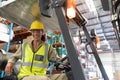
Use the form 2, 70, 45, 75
98, 52, 120, 80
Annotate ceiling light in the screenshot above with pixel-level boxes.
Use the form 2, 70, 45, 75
85, 0, 98, 16
85, 0, 96, 12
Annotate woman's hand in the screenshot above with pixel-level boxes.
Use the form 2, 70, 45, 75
5, 62, 14, 76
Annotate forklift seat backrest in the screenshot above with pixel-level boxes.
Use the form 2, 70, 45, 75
0, 49, 7, 71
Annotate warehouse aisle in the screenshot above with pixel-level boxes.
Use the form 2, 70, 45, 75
99, 52, 120, 80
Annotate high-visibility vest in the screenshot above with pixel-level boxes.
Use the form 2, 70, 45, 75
18, 43, 50, 79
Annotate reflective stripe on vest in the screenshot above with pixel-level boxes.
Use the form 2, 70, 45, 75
43, 43, 48, 63
22, 62, 48, 68
22, 42, 27, 62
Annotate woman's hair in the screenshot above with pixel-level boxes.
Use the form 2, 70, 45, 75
41, 34, 46, 41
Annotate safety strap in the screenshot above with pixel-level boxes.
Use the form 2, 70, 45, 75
21, 42, 27, 62
43, 43, 48, 63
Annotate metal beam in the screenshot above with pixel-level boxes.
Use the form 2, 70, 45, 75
86, 20, 111, 27
87, 14, 111, 20
52, 0, 86, 80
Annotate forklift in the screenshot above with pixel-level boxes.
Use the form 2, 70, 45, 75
0, 0, 110, 80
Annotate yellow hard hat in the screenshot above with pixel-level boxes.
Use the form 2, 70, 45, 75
30, 20, 44, 30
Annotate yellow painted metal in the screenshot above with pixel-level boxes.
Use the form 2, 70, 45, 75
0, 0, 60, 31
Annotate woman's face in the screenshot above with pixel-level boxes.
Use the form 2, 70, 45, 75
31, 30, 43, 41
